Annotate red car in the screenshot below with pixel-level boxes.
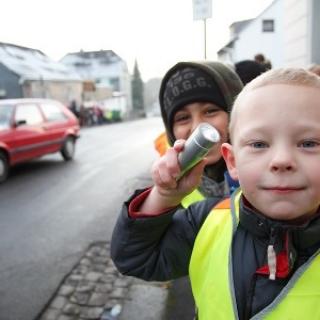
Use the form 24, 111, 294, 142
0, 98, 80, 182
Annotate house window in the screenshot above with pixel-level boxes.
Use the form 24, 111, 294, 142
262, 19, 274, 32
110, 78, 120, 91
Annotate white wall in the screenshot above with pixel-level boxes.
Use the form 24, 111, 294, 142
95, 61, 132, 111
311, 0, 320, 64
232, 0, 284, 67
119, 62, 132, 110
283, 0, 311, 67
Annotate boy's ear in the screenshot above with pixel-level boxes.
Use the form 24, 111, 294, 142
221, 143, 239, 181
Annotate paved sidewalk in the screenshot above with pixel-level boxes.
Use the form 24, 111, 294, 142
37, 241, 169, 320
37, 173, 194, 320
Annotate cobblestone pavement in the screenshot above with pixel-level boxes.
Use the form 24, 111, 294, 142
37, 241, 168, 320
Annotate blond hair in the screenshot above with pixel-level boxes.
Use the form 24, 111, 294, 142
229, 68, 320, 140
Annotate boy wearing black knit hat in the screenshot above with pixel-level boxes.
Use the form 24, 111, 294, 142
114, 61, 243, 318
156, 61, 243, 205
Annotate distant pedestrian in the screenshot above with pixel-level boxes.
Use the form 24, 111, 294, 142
69, 100, 79, 118
254, 53, 272, 70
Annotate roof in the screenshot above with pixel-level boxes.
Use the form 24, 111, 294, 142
60, 50, 125, 80
217, 19, 253, 55
229, 19, 253, 35
61, 50, 122, 65
0, 42, 81, 82
217, 38, 236, 54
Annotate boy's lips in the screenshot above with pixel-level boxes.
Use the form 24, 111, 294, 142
262, 186, 306, 194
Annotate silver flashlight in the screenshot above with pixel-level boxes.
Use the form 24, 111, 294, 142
177, 123, 220, 179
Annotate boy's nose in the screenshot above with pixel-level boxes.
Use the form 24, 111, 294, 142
191, 116, 203, 133
269, 148, 296, 172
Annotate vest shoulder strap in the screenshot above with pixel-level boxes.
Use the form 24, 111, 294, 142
213, 198, 231, 210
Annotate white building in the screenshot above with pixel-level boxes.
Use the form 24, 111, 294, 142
61, 50, 132, 118
284, 0, 320, 67
218, 0, 320, 68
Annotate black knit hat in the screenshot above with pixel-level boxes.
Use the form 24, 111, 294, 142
159, 61, 243, 145
235, 60, 267, 85
162, 67, 227, 133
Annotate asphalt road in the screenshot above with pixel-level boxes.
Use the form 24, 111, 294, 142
0, 117, 164, 320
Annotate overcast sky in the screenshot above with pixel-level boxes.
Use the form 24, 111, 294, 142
0, 0, 273, 81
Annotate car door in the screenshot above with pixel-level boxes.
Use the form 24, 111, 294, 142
10, 103, 48, 163
39, 101, 70, 153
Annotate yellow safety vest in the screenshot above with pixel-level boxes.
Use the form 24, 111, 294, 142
181, 189, 205, 208
189, 189, 320, 319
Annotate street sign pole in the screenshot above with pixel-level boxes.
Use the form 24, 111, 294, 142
204, 19, 207, 59
193, 0, 212, 60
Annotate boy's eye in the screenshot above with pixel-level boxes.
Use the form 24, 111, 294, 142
299, 140, 320, 148
250, 141, 268, 149
174, 113, 190, 123
205, 107, 219, 115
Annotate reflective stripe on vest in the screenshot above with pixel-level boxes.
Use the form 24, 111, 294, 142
189, 189, 320, 319
181, 189, 205, 208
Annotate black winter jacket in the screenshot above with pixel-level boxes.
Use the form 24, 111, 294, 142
111, 189, 320, 320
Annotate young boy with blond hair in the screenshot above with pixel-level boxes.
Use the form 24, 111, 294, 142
111, 68, 320, 319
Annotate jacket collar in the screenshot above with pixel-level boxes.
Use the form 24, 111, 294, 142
239, 195, 320, 250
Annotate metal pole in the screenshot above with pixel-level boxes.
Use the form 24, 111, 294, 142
204, 19, 207, 60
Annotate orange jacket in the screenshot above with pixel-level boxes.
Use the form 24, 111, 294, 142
154, 132, 169, 156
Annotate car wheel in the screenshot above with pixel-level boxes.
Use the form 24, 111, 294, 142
0, 152, 9, 183
61, 136, 76, 161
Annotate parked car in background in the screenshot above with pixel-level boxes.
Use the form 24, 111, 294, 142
0, 98, 80, 182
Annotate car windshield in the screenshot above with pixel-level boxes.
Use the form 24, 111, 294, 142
0, 104, 13, 130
